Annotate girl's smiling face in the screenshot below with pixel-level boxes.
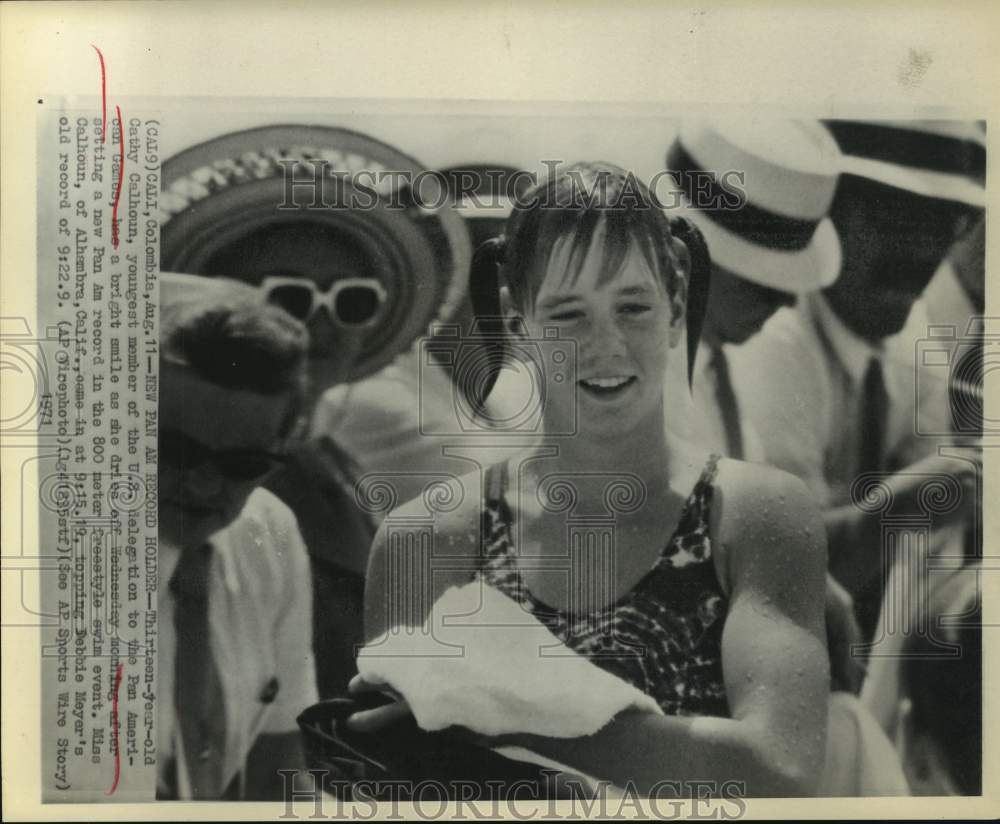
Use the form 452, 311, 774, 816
512, 220, 683, 437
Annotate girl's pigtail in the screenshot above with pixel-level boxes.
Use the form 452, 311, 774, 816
669, 216, 712, 390
465, 236, 507, 413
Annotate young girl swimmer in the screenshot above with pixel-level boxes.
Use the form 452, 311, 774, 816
349, 162, 829, 798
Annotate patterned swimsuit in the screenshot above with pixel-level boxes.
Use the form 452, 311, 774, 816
478, 454, 730, 718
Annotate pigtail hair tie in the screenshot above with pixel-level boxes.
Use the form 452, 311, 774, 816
465, 236, 508, 414
668, 216, 712, 391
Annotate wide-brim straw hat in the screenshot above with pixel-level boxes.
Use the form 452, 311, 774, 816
159, 124, 473, 382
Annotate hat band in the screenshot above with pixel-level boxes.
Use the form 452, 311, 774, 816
667, 143, 820, 253
823, 121, 986, 181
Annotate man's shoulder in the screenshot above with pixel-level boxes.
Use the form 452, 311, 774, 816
213, 488, 309, 575
732, 303, 816, 366
235, 487, 300, 532
729, 302, 829, 394
758, 302, 815, 345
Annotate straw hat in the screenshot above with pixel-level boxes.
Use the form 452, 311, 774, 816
823, 119, 985, 210
160, 124, 472, 382
666, 119, 843, 294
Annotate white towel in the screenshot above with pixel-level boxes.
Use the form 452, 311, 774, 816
357, 581, 663, 738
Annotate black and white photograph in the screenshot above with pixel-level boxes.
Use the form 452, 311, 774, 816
152, 106, 987, 803
1, 3, 996, 820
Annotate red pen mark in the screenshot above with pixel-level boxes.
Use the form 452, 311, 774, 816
111, 105, 124, 249
105, 662, 124, 795
91, 45, 107, 143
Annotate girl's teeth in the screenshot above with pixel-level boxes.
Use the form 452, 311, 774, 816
584, 377, 630, 388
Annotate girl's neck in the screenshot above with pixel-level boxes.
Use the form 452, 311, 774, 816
531, 404, 672, 481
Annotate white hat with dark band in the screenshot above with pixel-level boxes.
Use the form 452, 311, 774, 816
666, 119, 843, 295
823, 119, 986, 210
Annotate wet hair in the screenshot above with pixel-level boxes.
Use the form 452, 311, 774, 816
161, 280, 310, 434
900, 568, 981, 795
468, 162, 711, 409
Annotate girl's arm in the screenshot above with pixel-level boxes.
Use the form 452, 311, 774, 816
508, 463, 830, 797
362, 486, 481, 640
354, 464, 829, 797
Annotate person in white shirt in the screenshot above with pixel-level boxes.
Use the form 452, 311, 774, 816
660, 119, 843, 464
729, 120, 985, 640
157, 278, 318, 799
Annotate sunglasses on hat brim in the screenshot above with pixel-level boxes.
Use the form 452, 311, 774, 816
261, 276, 388, 327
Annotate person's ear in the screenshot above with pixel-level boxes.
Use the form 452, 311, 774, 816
499, 285, 525, 337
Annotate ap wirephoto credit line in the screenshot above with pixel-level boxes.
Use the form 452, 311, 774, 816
35, 85, 162, 801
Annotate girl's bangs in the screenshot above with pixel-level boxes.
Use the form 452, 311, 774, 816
515, 208, 669, 307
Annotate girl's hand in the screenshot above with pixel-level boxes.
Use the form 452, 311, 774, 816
345, 675, 539, 750
344, 673, 412, 733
